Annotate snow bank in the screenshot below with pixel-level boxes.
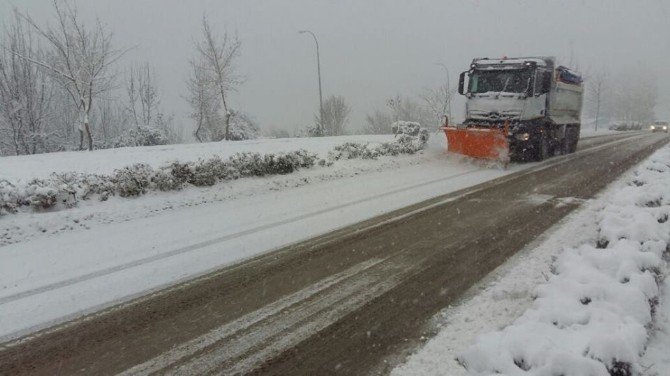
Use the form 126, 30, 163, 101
641, 278, 670, 374
458, 147, 670, 375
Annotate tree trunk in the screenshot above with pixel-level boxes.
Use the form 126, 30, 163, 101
85, 121, 93, 151
79, 129, 84, 150
223, 112, 231, 141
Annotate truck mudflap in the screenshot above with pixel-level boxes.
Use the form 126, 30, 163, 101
441, 121, 510, 163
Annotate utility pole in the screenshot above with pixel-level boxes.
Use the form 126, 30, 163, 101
299, 30, 324, 136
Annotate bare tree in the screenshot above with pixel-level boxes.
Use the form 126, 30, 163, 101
386, 95, 432, 125
316, 95, 350, 136
421, 83, 455, 127
186, 62, 217, 142
191, 16, 242, 141
13, 0, 125, 151
0, 11, 57, 155
588, 70, 607, 132
124, 62, 183, 144
126, 63, 160, 127
364, 95, 433, 135
91, 93, 135, 146
364, 110, 393, 135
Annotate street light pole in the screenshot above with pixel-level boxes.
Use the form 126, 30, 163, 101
299, 30, 324, 136
435, 63, 452, 120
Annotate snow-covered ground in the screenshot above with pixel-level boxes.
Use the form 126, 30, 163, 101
0, 133, 532, 341
393, 145, 670, 375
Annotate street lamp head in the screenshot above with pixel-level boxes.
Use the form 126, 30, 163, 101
298, 30, 307, 34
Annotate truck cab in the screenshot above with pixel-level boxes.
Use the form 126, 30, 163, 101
457, 57, 583, 160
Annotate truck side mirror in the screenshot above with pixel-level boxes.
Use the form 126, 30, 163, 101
458, 71, 467, 95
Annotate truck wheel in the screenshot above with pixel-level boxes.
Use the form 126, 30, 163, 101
536, 132, 551, 161
561, 125, 578, 154
567, 125, 579, 153
560, 130, 570, 155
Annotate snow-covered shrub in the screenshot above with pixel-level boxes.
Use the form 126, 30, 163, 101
227, 150, 317, 177
293, 149, 319, 168
164, 161, 194, 186
327, 125, 429, 162
152, 169, 184, 191
82, 174, 116, 201
392, 120, 429, 147
48, 173, 81, 207
227, 113, 260, 141
114, 126, 170, 148
229, 152, 266, 177
263, 150, 318, 175
190, 160, 218, 187
329, 142, 379, 160
112, 164, 154, 197
198, 156, 236, 181
0, 180, 19, 215
23, 179, 61, 209
392, 120, 420, 136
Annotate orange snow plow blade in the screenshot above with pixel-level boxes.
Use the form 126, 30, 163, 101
442, 123, 510, 162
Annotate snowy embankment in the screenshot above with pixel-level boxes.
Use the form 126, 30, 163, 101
393, 146, 670, 375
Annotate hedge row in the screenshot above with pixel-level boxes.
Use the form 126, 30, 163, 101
0, 149, 317, 214
1, 129, 429, 215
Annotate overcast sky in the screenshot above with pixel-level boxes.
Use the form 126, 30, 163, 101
2, 0, 669, 133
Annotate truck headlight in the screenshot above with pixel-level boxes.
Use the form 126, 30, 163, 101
651, 126, 656, 130
664, 126, 668, 130
515, 133, 530, 141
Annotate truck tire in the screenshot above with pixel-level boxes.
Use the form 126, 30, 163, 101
560, 129, 571, 155
536, 131, 551, 161
560, 125, 579, 155
568, 124, 580, 153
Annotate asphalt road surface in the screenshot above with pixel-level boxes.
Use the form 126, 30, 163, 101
1, 132, 667, 376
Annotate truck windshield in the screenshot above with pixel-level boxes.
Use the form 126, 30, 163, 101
469, 69, 533, 94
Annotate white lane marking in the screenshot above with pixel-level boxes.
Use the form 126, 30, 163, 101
118, 257, 389, 376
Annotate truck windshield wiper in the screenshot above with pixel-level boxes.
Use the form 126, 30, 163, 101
496, 77, 510, 98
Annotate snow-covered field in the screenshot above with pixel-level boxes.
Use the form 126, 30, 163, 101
393, 145, 670, 375
0, 133, 530, 341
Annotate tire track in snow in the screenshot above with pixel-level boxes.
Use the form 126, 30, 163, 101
120, 251, 422, 375
118, 257, 390, 375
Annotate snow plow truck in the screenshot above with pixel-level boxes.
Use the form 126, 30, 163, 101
443, 57, 583, 162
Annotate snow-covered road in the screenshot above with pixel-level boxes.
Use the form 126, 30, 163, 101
0, 132, 662, 375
